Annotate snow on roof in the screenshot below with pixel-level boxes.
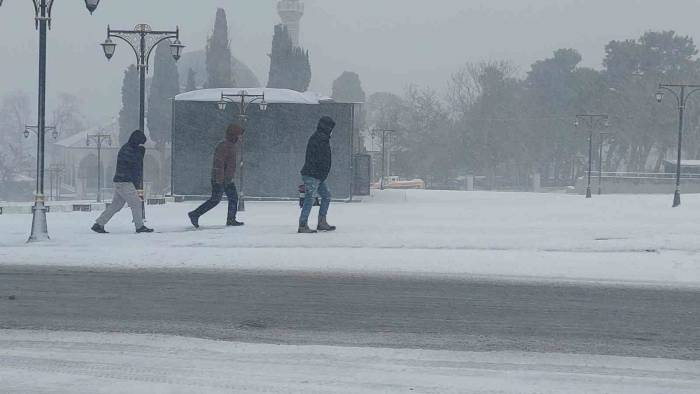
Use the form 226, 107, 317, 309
54, 120, 156, 149
174, 88, 333, 105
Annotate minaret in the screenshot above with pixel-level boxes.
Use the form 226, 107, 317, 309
277, 0, 304, 47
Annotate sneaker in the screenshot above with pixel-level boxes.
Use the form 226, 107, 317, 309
91, 223, 108, 234
136, 225, 154, 233
227, 219, 245, 227
298, 224, 317, 234
188, 212, 199, 228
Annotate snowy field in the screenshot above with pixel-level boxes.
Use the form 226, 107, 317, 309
1, 330, 698, 394
1, 190, 700, 288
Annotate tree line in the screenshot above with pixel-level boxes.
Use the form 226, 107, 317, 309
363, 31, 700, 189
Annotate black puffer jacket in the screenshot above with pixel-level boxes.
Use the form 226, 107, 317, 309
301, 116, 336, 182
113, 130, 147, 188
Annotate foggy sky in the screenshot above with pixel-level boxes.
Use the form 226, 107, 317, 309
2, 0, 700, 125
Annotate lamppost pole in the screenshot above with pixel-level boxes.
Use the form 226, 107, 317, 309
598, 131, 611, 195
47, 164, 64, 201
217, 91, 269, 212
86, 133, 112, 203
24, 124, 58, 142
655, 84, 700, 207
372, 129, 395, 190
0, 0, 102, 242
101, 24, 184, 215
575, 114, 609, 199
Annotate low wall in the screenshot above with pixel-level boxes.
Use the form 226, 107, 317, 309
0, 197, 176, 215
575, 175, 700, 195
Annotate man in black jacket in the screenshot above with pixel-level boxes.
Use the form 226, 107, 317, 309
298, 116, 337, 233
92, 130, 153, 234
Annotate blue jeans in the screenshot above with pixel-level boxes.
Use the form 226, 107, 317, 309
299, 176, 331, 226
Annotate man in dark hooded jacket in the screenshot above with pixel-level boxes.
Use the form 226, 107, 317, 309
92, 130, 153, 233
188, 123, 244, 228
298, 116, 337, 233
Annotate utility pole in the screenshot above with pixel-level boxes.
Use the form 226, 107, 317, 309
656, 84, 700, 207
47, 164, 64, 201
575, 114, 609, 199
372, 129, 396, 190
0, 0, 102, 242
101, 23, 184, 216
86, 133, 112, 203
217, 90, 269, 212
597, 132, 612, 195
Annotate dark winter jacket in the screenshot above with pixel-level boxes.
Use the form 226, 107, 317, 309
113, 130, 147, 188
211, 124, 243, 184
301, 116, 336, 182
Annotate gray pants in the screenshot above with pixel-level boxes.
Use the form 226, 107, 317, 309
96, 182, 144, 229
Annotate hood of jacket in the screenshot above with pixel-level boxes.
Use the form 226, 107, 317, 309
226, 123, 244, 143
316, 116, 336, 137
128, 130, 147, 146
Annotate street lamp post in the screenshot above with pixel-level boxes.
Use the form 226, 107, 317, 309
0, 0, 102, 242
217, 90, 268, 212
101, 24, 184, 215
25, 124, 58, 140
575, 114, 609, 199
597, 131, 612, 195
47, 164, 64, 201
372, 129, 396, 190
86, 133, 112, 203
655, 84, 700, 207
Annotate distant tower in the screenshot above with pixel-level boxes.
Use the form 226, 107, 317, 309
277, 0, 304, 47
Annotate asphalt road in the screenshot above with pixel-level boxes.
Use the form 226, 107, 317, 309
1, 266, 698, 360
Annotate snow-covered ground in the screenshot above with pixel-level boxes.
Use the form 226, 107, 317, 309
1, 190, 700, 288
0, 330, 698, 394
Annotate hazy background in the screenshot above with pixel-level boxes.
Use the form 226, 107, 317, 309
2, 0, 700, 124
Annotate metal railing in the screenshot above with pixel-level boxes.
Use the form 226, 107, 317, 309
585, 171, 700, 180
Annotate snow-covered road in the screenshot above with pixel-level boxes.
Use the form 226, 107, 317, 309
2, 190, 700, 287
1, 330, 699, 394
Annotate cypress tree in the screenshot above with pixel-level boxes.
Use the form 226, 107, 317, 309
205, 8, 235, 88
332, 71, 367, 147
267, 24, 311, 92
147, 41, 180, 148
332, 71, 366, 103
118, 65, 140, 144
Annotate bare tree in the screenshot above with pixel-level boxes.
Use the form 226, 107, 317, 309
52, 92, 86, 137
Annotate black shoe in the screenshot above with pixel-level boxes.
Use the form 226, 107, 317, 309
91, 223, 108, 234
188, 212, 200, 228
136, 225, 154, 233
227, 219, 245, 227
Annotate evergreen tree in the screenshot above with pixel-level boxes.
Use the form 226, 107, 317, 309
147, 42, 180, 148
205, 8, 235, 88
332, 71, 366, 103
118, 65, 140, 145
185, 68, 197, 92
267, 24, 311, 92
332, 71, 367, 147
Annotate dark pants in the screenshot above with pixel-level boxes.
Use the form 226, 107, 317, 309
191, 181, 238, 221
